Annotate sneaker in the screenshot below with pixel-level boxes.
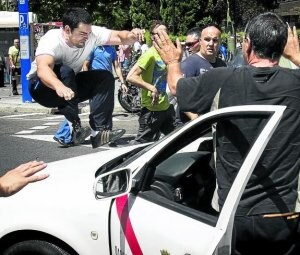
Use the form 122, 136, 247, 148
91, 129, 126, 148
12, 90, 19, 95
53, 136, 73, 147
72, 125, 91, 145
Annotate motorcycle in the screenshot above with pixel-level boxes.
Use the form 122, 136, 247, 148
117, 51, 141, 113
118, 79, 141, 113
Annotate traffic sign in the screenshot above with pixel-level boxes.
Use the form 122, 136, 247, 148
19, 13, 28, 30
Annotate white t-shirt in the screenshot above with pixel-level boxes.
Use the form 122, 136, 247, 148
27, 26, 111, 79
141, 43, 149, 54
133, 41, 141, 52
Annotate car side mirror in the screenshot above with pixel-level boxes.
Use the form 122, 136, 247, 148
94, 168, 132, 199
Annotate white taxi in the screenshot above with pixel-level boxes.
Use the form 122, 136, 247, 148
0, 105, 285, 255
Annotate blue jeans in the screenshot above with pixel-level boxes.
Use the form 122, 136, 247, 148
54, 119, 72, 144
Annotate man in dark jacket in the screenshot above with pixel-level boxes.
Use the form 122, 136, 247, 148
154, 12, 300, 255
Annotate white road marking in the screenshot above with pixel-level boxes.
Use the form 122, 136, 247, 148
41, 113, 89, 120
13, 135, 55, 142
12, 134, 111, 150
43, 122, 60, 126
13, 134, 91, 147
0, 113, 44, 119
30, 126, 49, 130
2, 112, 137, 147
12, 134, 135, 149
40, 115, 65, 120
16, 130, 36, 134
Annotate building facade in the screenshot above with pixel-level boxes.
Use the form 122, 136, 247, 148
275, 0, 300, 26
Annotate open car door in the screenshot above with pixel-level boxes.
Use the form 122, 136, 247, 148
96, 105, 285, 255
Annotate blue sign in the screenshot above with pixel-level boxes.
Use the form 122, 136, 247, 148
19, 13, 28, 30
18, 0, 32, 103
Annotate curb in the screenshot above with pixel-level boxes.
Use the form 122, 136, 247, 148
0, 98, 124, 114
0, 84, 124, 114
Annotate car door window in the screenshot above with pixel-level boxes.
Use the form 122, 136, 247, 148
136, 112, 271, 222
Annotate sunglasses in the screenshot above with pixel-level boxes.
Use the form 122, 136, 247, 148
185, 41, 199, 47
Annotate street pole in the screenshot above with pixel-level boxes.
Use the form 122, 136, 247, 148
18, 0, 32, 102
226, 0, 236, 57
172, 0, 175, 34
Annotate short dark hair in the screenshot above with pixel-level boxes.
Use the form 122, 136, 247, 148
62, 8, 92, 31
244, 12, 287, 60
149, 20, 167, 33
186, 27, 201, 39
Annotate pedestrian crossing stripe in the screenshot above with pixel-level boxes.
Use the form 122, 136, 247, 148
12, 134, 136, 150
29, 126, 49, 130
0, 113, 44, 119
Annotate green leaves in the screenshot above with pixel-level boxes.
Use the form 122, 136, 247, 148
23, 0, 279, 36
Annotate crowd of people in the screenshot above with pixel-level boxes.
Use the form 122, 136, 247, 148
3, 7, 300, 254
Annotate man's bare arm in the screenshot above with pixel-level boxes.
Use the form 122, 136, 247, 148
36, 55, 75, 101
126, 64, 156, 91
108, 29, 145, 45
126, 63, 159, 104
184, 112, 199, 120
113, 60, 125, 84
113, 60, 127, 92
82, 60, 90, 71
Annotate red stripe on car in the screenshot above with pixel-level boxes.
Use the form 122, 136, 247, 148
116, 195, 143, 255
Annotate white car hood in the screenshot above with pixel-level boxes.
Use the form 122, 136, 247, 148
0, 145, 141, 209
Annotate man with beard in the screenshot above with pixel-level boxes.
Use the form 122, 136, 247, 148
27, 8, 144, 148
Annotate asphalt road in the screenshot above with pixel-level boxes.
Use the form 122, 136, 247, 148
0, 111, 139, 175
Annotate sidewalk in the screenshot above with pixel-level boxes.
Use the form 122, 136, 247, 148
0, 83, 123, 114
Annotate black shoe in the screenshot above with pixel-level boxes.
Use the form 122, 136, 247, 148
53, 136, 73, 147
12, 90, 19, 95
91, 129, 126, 148
72, 124, 91, 145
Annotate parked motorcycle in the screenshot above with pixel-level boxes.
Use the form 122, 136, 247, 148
118, 82, 141, 113
118, 51, 141, 113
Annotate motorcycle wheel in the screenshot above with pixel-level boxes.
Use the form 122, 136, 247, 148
118, 89, 141, 113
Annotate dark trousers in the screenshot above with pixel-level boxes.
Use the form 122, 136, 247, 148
11, 67, 21, 88
29, 65, 114, 131
0, 66, 4, 87
135, 105, 175, 143
232, 214, 300, 255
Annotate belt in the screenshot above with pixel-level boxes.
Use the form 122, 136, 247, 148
263, 212, 299, 219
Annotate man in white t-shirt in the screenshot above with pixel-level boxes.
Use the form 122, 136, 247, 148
27, 8, 144, 148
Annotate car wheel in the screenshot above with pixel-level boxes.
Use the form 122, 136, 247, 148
3, 240, 71, 255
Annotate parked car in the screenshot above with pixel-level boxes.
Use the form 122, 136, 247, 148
0, 105, 285, 255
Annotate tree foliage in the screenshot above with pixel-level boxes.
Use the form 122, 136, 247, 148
0, 0, 279, 35
228, 0, 279, 31
130, 0, 160, 30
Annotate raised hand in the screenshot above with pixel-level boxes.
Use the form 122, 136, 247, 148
283, 25, 300, 66
152, 30, 183, 65
0, 161, 49, 197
